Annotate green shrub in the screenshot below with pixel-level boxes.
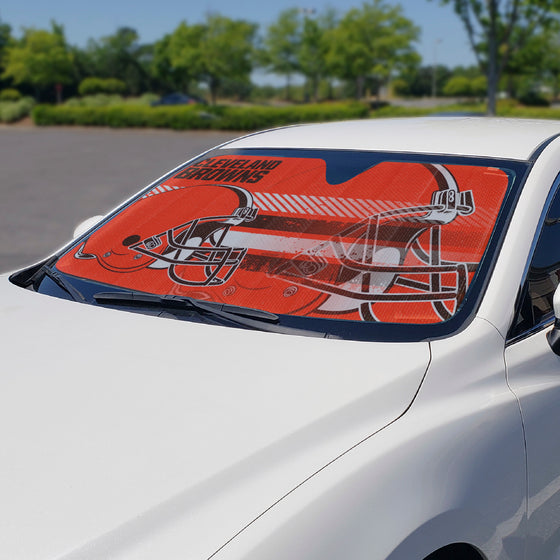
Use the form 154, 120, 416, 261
517, 91, 550, 107
442, 76, 473, 97
496, 98, 518, 110
32, 104, 214, 129
0, 97, 34, 123
64, 93, 159, 108
470, 76, 488, 97
497, 105, 560, 119
64, 94, 124, 107
78, 77, 126, 96
0, 88, 22, 102
371, 105, 432, 118
211, 102, 369, 130
369, 101, 488, 118
32, 101, 369, 130
391, 79, 409, 97
125, 93, 160, 106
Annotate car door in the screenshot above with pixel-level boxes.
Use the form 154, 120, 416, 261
505, 185, 560, 560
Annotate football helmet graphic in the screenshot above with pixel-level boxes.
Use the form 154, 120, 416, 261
272, 164, 475, 321
75, 184, 258, 287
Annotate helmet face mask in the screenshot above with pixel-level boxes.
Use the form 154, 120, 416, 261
128, 206, 258, 287
272, 210, 473, 322
270, 163, 476, 321
73, 184, 258, 287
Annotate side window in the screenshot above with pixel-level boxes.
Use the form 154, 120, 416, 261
510, 188, 560, 338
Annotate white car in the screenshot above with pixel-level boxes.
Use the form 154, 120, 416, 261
4, 117, 560, 560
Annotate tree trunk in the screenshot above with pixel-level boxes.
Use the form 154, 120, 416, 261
55, 83, 63, 104
312, 76, 319, 103
486, 0, 499, 116
487, 55, 498, 115
210, 76, 219, 105
506, 74, 515, 99
356, 75, 365, 100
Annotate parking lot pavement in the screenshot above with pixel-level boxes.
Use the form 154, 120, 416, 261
0, 127, 239, 272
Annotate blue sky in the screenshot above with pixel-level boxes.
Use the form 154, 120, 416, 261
0, 0, 477, 73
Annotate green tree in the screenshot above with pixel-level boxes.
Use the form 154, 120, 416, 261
260, 8, 301, 100
0, 19, 13, 91
151, 31, 194, 93
198, 15, 257, 104
84, 27, 152, 95
0, 19, 11, 65
396, 64, 452, 97
166, 16, 256, 104
2, 23, 74, 101
501, 29, 560, 100
70, 45, 94, 92
540, 33, 560, 101
432, 0, 560, 115
298, 9, 337, 102
164, 22, 205, 94
150, 33, 173, 93
325, 0, 419, 99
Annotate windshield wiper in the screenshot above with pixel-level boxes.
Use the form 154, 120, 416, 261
94, 290, 276, 319
41, 265, 86, 303
93, 291, 326, 337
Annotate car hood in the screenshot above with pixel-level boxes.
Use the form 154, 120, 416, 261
0, 276, 430, 560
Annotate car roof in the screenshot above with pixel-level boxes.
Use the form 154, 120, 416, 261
224, 117, 560, 161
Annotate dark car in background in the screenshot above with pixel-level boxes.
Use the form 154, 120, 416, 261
151, 92, 207, 106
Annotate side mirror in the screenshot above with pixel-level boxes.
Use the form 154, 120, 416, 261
547, 285, 560, 355
72, 215, 104, 239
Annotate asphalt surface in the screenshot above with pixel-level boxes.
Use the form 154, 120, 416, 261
0, 126, 239, 273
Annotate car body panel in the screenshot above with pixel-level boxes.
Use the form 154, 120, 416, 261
478, 136, 560, 337
227, 117, 560, 160
506, 329, 560, 560
7, 117, 560, 559
211, 319, 526, 560
0, 276, 429, 560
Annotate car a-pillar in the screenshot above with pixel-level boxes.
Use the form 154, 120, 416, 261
547, 285, 560, 355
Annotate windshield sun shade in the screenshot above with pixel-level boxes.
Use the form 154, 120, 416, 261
57, 152, 511, 326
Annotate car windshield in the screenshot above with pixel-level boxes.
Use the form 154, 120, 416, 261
51, 148, 524, 340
